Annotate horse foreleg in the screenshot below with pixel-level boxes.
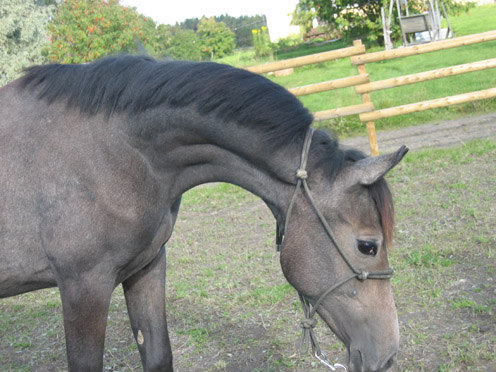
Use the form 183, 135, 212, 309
58, 277, 114, 371
123, 245, 173, 372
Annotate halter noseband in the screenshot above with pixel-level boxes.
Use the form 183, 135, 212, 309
278, 127, 394, 370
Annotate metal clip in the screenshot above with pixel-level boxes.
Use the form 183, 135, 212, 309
314, 349, 348, 371
314, 349, 336, 370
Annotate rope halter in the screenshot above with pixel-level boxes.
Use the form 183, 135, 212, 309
279, 128, 394, 370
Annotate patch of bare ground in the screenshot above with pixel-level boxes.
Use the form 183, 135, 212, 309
1, 116, 495, 371
342, 112, 496, 154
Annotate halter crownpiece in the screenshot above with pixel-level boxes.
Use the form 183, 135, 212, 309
278, 127, 394, 370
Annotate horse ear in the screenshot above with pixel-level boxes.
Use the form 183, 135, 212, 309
349, 145, 409, 186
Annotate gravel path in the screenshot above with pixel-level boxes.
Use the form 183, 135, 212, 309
341, 112, 496, 154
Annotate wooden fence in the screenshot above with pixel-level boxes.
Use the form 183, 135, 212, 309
247, 30, 496, 156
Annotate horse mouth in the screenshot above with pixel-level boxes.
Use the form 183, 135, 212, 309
315, 307, 397, 372
347, 348, 397, 372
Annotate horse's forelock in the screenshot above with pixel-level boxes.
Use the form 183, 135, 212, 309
367, 178, 395, 249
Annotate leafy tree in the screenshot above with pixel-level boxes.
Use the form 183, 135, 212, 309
215, 14, 266, 48
45, 0, 158, 64
197, 17, 236, 59
153, 23, 174, 57
180, 15, 266, 48
167, 29, 203, 61
0, 0, 56, 86
180, 17, 200, 32
296, 0, 384, 42
294, 0, 475, 44
290, 0, 315, 36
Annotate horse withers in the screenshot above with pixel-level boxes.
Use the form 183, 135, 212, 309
0, 55, 407, 371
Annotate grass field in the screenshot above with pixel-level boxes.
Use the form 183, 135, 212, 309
1, 138, 494, 371
218, 4, 496, 137
1, 6, 495, 371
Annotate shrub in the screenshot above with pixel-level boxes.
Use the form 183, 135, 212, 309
44, 0, 157, 64
252, 26, 272, 57
0, 0, 55, 86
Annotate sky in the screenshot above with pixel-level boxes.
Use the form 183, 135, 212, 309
120, 0, 298, 26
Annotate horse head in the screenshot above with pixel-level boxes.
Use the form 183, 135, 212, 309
280, 129, 407, 372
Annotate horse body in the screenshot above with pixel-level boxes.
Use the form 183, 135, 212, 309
0, 56, 406, 371
1, 82, 163, 292
1, 80, 183, 369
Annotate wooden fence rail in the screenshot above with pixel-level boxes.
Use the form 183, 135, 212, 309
313, 102, 374, 121
350, 30, 496, 65
245, 45, 365, 74
247, 29, 496, 156
356, 31, 496, 154
360, 87, 496, 122
289, 74, 369, 96
355, 58, 496, 94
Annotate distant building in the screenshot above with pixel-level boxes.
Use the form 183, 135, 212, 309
265, 0, 300, 42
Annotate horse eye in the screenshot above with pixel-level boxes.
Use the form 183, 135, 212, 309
357, 240, 378, 256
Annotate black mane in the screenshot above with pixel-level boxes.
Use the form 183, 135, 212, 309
20, 55, 313, 145
20, 55, 394, 246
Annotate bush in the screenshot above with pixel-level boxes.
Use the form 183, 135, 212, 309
167, 29, 203, 61
0, 0, 55, 86
197, 17, 236, 59
44, 0, 158, 64
252, 26, 272, 57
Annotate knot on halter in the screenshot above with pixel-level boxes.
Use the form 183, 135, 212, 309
300, 318, 317, 329
357, 270, 369, 281
296, 169, 308, 179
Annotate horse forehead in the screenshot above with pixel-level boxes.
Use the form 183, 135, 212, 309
322, 183, 380, 224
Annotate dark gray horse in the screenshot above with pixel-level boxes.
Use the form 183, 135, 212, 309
0, 55, 407, 372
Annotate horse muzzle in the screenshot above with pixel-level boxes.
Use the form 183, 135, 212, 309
347, 346, 398, 372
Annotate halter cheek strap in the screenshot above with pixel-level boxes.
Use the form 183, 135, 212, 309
278, 127, 394, 370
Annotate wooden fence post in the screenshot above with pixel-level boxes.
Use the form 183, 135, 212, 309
353, 40, 379, 156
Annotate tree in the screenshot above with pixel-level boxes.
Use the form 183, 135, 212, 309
295, 0, 475, 44
197, 17, 236, 59
167, 29, 203, 61
0, 0, 56, 86
179, 15, 266, 48
215, 14, 266, 48
302, 0, 385, 42
180, 17, 200, 32
45, 0, 158, 64
290, 0, 316, 36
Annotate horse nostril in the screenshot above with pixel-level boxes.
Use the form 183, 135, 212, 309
383, 352, 397, 370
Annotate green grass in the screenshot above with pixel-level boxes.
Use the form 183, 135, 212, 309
1, 139, 495, 371
180, 182, 257, 211
219, 5, 496, 137
156, 138, 496, 369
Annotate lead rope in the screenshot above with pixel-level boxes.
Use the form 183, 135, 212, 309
298, 277, 354, 371
281, 128, 393, 371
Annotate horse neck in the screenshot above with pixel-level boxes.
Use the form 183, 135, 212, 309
130, 109, 302, 221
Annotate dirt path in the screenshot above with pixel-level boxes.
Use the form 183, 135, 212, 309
341, 112, 496, 153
